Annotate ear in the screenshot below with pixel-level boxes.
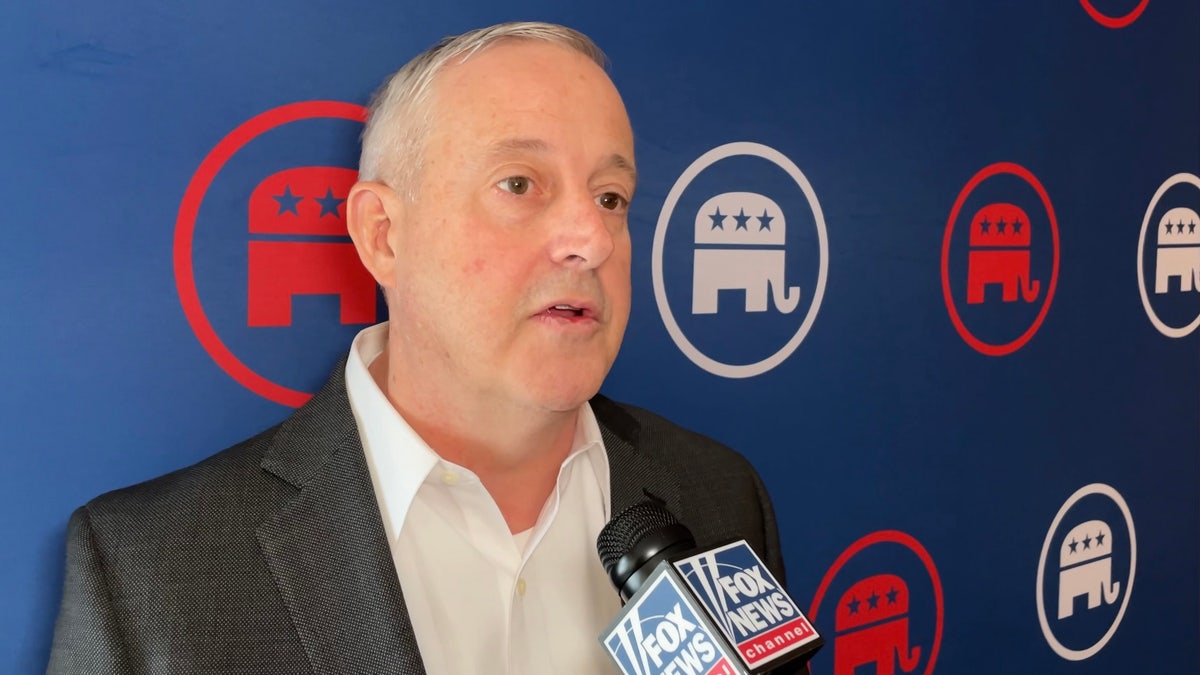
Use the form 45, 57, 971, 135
346, 181, 404, 290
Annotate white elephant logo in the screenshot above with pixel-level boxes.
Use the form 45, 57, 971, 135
1057, 519, 1120, 619
692, 191, 800, 315
1155, 206, 1200, 294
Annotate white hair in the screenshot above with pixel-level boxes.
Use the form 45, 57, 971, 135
358, 22, 608, 199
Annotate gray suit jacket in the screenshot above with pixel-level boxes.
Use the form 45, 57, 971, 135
47, 365, 790, 675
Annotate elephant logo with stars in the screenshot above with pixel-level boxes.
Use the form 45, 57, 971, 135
1137, 173, 1200, 338
1036, 483, 1136, 661
807, 530, 944, 675
940, 162, 1060, 357
652, 142, 829, 379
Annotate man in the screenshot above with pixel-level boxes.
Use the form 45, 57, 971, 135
48, 22, 790, 674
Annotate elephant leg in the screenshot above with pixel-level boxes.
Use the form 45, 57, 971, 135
967, 276, 985, 304
834, 630, 874, 675
1156, 270, 1170, 294
1155, 250, 1173, 293
967, 251, 989, 304
745, 277, 769, 312
692, 250, 721, 314
1002, 277, 1018, 302
999, 251, 1032, 302
247, 241, 375, 327
835, 622, 917, 675
1092, 559, 1118, 608
1058, 569, 1078, 619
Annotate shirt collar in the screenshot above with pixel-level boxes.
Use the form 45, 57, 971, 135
344, 322, 611, 540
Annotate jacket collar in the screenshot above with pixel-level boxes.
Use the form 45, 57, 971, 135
257, 360, 425, 675
590, 394, 684, 531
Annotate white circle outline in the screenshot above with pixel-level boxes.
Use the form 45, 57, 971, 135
651, 142, 829, 378
1035, 482, 1137, 661
1136, 172, 1200, 338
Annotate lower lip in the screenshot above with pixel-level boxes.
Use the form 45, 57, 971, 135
535, 309, 599, 327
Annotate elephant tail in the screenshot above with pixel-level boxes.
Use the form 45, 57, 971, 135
1022, 276, 1041, 303
772, 283, 802, 314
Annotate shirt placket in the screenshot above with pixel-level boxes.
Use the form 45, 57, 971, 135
441, 462, 524, 673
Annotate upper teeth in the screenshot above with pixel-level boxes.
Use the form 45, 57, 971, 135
555, 305, 575, 310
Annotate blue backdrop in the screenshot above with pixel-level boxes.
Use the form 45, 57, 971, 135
3, 1, 1197, 672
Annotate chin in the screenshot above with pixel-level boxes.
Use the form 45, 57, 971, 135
531, 384, 602, 413
514, 347, 615, 409
523, 370, 607, 413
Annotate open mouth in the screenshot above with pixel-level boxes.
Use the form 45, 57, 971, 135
545, 304, 587, 319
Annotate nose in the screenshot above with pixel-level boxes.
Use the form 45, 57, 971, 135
547, 190, 616, 270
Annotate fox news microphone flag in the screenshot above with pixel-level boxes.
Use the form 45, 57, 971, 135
597, 501, 823, 674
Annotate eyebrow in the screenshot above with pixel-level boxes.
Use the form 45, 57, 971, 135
486, 137, 551, 158
603, 152, 638, 185
484, 138, 637, 185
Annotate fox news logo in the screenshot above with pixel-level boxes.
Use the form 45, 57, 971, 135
604, 574, 738, 675
675, 541, 818, 668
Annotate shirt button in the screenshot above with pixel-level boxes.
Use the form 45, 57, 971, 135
516, 578, 527, 597
440, 470, 459, 485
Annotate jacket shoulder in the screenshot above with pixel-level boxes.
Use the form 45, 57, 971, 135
78, 424, 289, 541
599, 397, 762, 481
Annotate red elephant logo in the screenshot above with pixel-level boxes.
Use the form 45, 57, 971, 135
966, 202, 1040, 305
246, 167, 377, 327
833, 574, 921, 675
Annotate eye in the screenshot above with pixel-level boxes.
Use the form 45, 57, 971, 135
497, 176, 531, 195
596, 192, 628, 211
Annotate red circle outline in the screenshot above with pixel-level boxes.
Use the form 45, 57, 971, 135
1080, 0, 1149, 28
173, 101, 368, 408
940, 162, 1060, 357
808, 530, 944, 675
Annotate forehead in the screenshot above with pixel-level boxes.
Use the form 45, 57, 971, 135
426, 40, 633, 154
437, 39, 611, 102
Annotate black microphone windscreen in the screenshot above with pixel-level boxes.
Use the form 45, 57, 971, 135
598, 500, 698, 600
597, 500, 682, 571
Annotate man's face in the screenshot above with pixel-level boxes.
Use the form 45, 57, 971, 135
385, 40, 636, 414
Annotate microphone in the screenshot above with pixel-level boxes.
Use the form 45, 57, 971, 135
597, 500, 823, 675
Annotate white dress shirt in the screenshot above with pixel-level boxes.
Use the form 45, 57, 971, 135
344, 323, 621, 675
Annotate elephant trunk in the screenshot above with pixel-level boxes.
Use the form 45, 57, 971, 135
1104, 579, 1121, 605
772, 281, 802, 314
898, 644, 922, 673
1022, 276, 1041, 303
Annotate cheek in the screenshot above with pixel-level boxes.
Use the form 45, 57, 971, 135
462, 256, 488, 277
457, 229, 534, 282
607, 239, 633, 292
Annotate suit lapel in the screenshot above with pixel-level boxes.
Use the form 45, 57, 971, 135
255, 363, 426, 675
592, 395, 684, 523
251, 377, 661, 675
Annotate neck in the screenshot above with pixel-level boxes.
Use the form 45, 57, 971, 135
369, 351, 580, 533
